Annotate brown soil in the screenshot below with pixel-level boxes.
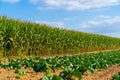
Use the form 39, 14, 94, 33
0, 68, 62, 80
0, 64, 120, 80
82, 64, 120, 80
0, 68, 43, 80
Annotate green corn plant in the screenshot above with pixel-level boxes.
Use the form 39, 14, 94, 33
1, 16, 120, 56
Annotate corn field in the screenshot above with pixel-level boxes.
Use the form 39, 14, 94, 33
0, 16, 120, 56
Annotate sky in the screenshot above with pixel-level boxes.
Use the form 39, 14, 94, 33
0, 0, 120, 38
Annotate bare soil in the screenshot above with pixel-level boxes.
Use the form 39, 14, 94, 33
82, 64, 120, 80
0, 64, 120, 80
0, 68, 62, 80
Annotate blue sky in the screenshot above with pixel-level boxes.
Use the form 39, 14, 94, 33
0, 0, 120, 37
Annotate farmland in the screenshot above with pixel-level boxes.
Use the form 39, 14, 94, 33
1, 16, 120, 80
1, 16, 120, 56
0, 50, 120, 80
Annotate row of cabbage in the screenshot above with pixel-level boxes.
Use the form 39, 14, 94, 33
1, 16, 120, 56
0, 50, 120, 79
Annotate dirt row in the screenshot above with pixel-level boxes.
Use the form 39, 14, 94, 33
82, 64, 120, 80
0, 64, 120, 80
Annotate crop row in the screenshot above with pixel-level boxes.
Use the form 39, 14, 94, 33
1, 16, 120, 56
0, 50, 120, 79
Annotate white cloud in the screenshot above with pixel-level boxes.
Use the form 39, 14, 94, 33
35, 20, 65, 28
29, 0, 39, 5
78, 16, 120, 35
63, 18, 71, 21
80, 16, 120, 27
37, 6, 55, 10
29, 0, 120, 10
97, 15, 111, 19
0, 0, 19, 3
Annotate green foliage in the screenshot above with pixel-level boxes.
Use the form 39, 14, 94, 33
71, 70, 82, 80
59, 70, 82, 80
40, 72, 53, 80
1, 16, 120, 56
1, 48, 120, 79
52, 75, 63, 80
112, 73, 120, 80
15, 69, 28, 79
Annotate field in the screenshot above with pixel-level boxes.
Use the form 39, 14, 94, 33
1, 16, 120, 80
1, 16, 120, 56
0, 50, 120, 80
